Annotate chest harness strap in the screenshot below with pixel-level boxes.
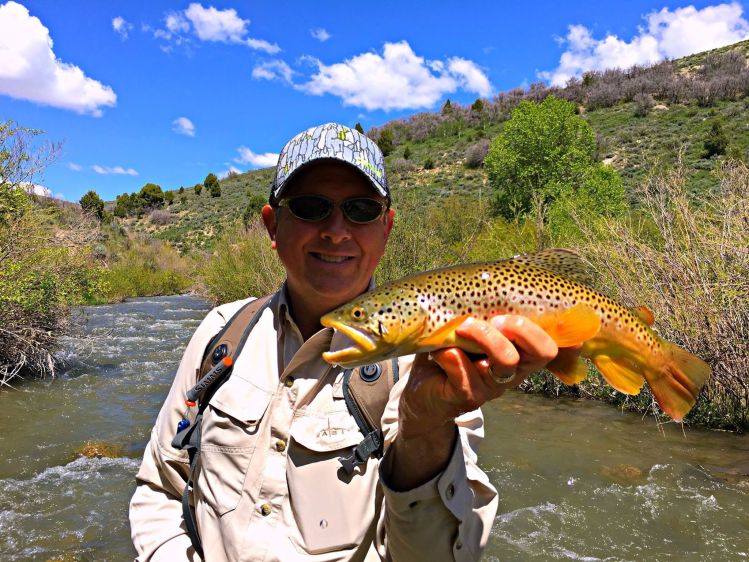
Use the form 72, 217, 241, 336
171, 292, 399, 558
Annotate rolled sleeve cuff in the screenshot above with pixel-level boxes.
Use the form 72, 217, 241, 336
379, 429, 470, 522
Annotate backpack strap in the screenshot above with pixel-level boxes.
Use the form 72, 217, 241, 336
339, 358, 399, 474
171, 293, 274, 559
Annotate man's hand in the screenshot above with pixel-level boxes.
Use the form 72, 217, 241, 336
383, 314, 580, 490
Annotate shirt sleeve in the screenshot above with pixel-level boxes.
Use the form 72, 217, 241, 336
376, 356, 499, 562
129, 305, 230, 561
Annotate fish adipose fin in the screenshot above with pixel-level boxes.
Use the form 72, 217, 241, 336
646, 341, 711, 422
631, 305, 655, 326
536, 303, 601, 348
546, 351, 589, 385
592, 355, 646, 395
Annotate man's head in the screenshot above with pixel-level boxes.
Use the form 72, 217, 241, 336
262, 124, 395, 317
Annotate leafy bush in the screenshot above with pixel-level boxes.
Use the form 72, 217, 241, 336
198, 220, 284, 305
704, 120, 728, 157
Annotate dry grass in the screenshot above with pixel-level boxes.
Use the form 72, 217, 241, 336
576, 161, 748, 429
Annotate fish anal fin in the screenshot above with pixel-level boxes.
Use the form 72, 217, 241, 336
592, 355, 645, 395
537, 303, 601, 348
631, 305, 655, 326
546, 351, 589, 385
416, 314, 471, 351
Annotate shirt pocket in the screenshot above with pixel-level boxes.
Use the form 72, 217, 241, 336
197, 375, 270, 516
287, 405, 379, 555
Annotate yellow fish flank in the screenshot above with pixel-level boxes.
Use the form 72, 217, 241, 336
321, 249, 711, 422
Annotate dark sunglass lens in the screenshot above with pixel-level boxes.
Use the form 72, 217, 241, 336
342, 198, 384, 223
288, 196, 331, 221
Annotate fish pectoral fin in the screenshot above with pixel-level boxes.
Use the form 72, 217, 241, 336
415, 314, 471, 351
592, 355, 645, 395
536, 303, 601, 348
631, 305, 655, 326
390, 314, 427, 347
546, 351, 589, 385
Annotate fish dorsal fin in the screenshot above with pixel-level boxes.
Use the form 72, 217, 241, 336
509, 248, 596, 287
631, 305, 655, 326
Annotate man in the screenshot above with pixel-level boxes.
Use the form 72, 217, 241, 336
130, 123, 564, 561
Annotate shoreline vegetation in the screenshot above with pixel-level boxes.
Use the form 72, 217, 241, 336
2, 42, 748, 431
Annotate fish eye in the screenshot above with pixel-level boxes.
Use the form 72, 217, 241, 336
351, 306, 366, 321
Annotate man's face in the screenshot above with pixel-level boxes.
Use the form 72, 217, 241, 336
262, 161, 394, 314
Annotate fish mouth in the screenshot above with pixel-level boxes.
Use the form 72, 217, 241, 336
320, 315, 381, 367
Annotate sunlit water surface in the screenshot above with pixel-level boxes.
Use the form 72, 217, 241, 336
0, 295, 746, 561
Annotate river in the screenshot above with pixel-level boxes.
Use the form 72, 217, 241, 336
0, 295, 747, 561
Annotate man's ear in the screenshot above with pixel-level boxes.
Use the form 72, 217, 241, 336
261, 204, 277, 249
383, 207, 395, 241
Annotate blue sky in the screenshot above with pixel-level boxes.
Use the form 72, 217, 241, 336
1, 0, 748, 202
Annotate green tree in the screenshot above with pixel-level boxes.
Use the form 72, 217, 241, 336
354, 122, 365, 135
178, 186, 185, 194
471, 98, 485, 114
403, 146, 412, 160
243, 193, 267, 228
485, 95, 609, 221
194, 183, 203, 196
204, 173, 221, 197
138, 183, 164, 208
164, 191, 175, 206
113, 193, 134, 217
377, 128, 394, 156
441, 99, 453, 115
79, 190, 105, 220
704, 120, 728, 158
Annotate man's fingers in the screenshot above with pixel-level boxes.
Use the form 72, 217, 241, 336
489, 315, 558, 364
456, 317, 519, 370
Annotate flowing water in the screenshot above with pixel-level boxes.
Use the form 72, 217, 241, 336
0, 295, 747, 561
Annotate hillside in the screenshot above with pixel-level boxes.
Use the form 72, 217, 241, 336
118, 39, 749, 251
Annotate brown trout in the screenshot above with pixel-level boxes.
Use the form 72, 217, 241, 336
321, 249, 711, 422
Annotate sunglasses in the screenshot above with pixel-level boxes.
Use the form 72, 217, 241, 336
277, 195, 388, 224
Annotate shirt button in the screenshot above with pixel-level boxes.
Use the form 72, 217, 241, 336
446, 483, 455, 499
284, 377, 294, 387
275, 439, 286, 452
260, 503, 272, 516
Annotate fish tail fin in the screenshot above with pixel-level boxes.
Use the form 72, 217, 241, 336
645, 341, 711, 422
537, 303, 601, 348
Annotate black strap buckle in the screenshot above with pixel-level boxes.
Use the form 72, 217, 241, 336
339, 429, 384, 474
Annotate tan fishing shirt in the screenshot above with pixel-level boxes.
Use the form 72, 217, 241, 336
129, 291, 498, 561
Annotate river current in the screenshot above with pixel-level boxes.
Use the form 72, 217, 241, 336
0, 295, 746, 561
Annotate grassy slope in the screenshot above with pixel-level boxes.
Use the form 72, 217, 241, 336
118, 41, 749, 251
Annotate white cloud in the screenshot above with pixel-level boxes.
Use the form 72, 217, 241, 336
22, 182, 64, 199
540, 2, 749, 86
219, 165, 242, 179
0, 1, 116, 116
172, 116, 196, 137
311, 28, 331, 42
68, 162, 83, 171
112, 16, 133, 40
252, 59, 293, 83
92, 165, 138, 176
234, 146, 279, 168
147, 2, 281, 53
296, 41, 493, 111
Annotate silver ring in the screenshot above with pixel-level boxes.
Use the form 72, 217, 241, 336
489, 365, 517, 385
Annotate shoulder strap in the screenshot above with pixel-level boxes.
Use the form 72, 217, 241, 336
339, 358, 399, 474
171, 293, 274, 559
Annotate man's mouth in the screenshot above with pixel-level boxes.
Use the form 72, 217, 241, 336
311, 252, 353, 263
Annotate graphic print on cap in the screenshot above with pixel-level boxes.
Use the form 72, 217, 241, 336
272, 123, 389, 200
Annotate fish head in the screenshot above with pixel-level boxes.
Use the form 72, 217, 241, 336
321, 287, 428, 367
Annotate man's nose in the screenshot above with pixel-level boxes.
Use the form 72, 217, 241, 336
320, 207, 352, 243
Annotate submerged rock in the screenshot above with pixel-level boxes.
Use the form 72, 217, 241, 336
74, 440, 125, 459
